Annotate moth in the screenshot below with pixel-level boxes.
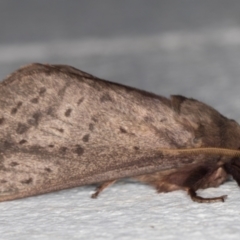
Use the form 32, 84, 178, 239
0, 63, 240, 203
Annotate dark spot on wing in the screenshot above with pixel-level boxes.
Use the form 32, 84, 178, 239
16, 123, 29, 134
19, 139, 27, 145
91, 116, 98, 122
28, 112, 41, 126
160, 118, 167, 122
0, 180, 7, 183
4, 141, 13, 149
65, 108, 72, 117
21, 178, 33, 184
17, 102, 22, 107
57, 128, 64, 133
47, 107, 55, 116
45, 167, 52, 172
11, 108, 18, 115
11, 101, 22, 115
10, 162, 19, 167
27, 145, 44, 155
31, 97, 39, 104
134, 146, 139, 151
120, 127, 127, 133
100, 93, 113, 102
0, 118, 4, 125
75, 145, 84, 156
77, 97, 84, 105
82, 134, 90, 142
144, 116, 154, 123
89, 123, 94, 131
39, 87, 46, 95
60, 147, 68, 153
48, 144, 54, 148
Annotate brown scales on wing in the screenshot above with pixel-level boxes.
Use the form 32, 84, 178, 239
1, 63, 240, 203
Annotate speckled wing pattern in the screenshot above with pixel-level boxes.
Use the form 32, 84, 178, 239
0, 63, 240, 202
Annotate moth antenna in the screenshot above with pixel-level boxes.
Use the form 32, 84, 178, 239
160, 147, 240, 158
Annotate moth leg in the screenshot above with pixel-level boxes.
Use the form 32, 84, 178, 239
187, 188, 227, 203
91, 180, 116, 198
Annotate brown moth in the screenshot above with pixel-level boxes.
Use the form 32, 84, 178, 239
1, 63, 240, 203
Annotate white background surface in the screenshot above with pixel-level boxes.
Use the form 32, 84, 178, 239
1, 1, 240, 239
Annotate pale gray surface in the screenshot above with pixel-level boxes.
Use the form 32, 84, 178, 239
1, 1, 240, 240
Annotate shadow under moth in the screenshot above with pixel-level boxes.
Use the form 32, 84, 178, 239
1, 63, 240, 203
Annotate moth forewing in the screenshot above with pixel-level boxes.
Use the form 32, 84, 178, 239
0, 63, 240, 203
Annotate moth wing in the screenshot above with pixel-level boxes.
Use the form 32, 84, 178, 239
0, 64, 199, 201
